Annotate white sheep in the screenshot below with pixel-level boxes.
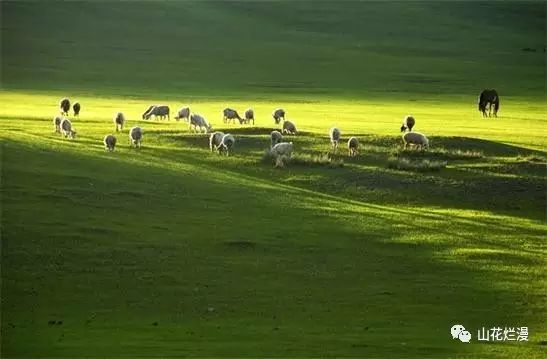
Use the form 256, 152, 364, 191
270, 142, 294, 167
53, 116, 63, 133
114, 112, 125, 132
129, 126, 143, 148
329, 127, 341, 152
272, 108, 285, 124
400, 115, 416, 132
175, 106, 190, 121
244, 108, 255, 125
347, 137, 359, 156
219, 134, 235, 156
103, 134, 117, 152
189, 114, 212, 133
402, 131, 429, 150
209, 131, 225, 152
60, 118, 76, 139
282, 120, 297, 135
270, 130, 283, 148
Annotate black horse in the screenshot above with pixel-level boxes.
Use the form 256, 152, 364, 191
478, 89, 500, 117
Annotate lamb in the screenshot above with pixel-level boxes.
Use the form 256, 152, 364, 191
402, 131, 429, 150
53, 116, 63, 133
114, 112, 125, 131
73, 102, 81, 116
329, 127, 341, 152
218, 134, 235, 156
270, 142, 294, 168
59, 98, 70, 116
282, 120, 297, 135
272, 108, 285, 124
400, 115, 415, 132
142, 105, 170, 120
103, 134, 117, 152
174, 106, 190, 121
223, 108, 243, 124
209, 131, 225, 152
60, 118, 76, 139
347, 137, 359, 157
270, 130, 283, 148
244, 108, 255, 125
189, 113, 212, 133
129, 126, 143, 148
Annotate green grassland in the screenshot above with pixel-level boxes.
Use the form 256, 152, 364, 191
1, 1, 546, 358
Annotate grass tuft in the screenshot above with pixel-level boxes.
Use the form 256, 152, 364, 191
388, 157, 447, 172
261, 150, 344, 168
292, 153, 344, 168
516, 154, 546, 163
392, 147, 483, 160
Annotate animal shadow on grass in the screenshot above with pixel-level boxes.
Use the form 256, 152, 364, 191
159, 133, 209, 148
162, 132, 270, 152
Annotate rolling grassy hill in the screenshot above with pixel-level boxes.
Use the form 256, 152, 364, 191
1, 1, 546, 358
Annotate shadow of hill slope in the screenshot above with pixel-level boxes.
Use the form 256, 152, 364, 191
155, 132, 546, 221
430, 136, 546, 157
1, 140, 545, 357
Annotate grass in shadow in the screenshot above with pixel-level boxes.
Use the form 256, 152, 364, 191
387, 157, 447, 172
261, 150, 344, 168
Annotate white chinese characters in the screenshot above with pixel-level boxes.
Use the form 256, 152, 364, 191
477, 327, 529, 342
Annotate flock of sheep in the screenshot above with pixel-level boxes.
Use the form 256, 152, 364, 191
52, 98, 430, 167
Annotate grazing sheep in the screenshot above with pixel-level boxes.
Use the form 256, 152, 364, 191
282, 120, 297, 135
143, 105, 170, 120
59, 98, 70, 116
73, 102, 81, 116
209, 131, 225, 152
347, 137, 359, 156
402, 131, 429, 150
53, 116, 63, 133
270, 142, 294, 167
189, 113, 212, 133
142, 105, 155, 119
174, 106, 190, 121
329, 127, 341, 152
223, 108, 243, 124
103, 134, 117, 152
272, 108, 285, 124
114, 112, 125, 131
270, 130, 283, 148
60, 118, 76, 139
244, 108, 255, 125
129, 126, 143, 148
218, 134, 235, 156
400, 115, 415, 132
